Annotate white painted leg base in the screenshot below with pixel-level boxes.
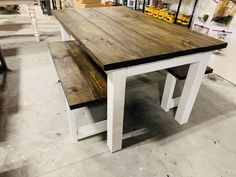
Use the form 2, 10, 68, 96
67, 107, 107, 142
28, 6, 40, 42
107, 69, 127, 153
60, 26, 73, 41
175, 54, 211, 124
68, 108, 78, 142
78, 120, 107, 140
161, 53, 211, 125
161, 73, 177, 112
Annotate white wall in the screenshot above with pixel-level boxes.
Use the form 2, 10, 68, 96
193, 0, 236, 84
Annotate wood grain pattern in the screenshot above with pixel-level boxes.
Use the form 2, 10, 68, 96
53, 7, 227, 71
48, 41, 107, 110
167, 65, 213, 80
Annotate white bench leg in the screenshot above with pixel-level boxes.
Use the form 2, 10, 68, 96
77, 120, 107, 140
68, 107, 78, 142
67, 106, 107, 142
28, 6, 40, 42
161, 72, 177, 112
107, 69, 127, 153
60, 26, 73, 41
175, 54, 210, 124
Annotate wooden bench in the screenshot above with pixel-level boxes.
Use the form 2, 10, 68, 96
48, 41, 107, 142
0, 0, 40, 41
161, 65, 213, 112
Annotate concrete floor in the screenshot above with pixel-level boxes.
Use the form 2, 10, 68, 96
0, 5, 236, 177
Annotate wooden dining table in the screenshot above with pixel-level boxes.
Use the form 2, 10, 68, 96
53, 6, 227, 152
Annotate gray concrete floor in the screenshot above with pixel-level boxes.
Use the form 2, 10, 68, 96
0, 5, 236, 177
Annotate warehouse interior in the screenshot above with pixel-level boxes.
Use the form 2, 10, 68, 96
0, 0, 236, 177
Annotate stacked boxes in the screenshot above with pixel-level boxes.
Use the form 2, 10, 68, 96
73, 0, 104, 8
144, 5, 191, 26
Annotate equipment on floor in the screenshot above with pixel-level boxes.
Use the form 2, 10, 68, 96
40, 0, 65, 15
0, 47, 7, 73
0, 5, 19, 14
40, 0, 52, 15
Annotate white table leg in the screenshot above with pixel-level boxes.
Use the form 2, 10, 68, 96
56, 0, 61, 9
28, 6, 40, 42
60, 26, 72, 41
161, 72, 177, 112
175, 53, 211, 124
107, 69, 127, 152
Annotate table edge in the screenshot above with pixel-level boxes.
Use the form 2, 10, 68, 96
52, 10, 227, 72
103, 43, 227, 71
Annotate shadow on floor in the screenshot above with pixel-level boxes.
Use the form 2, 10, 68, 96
0, 24, 30, 32
0, 48, 19, 58
0, 165, 28, 177
86, 71, 236, 149
122, 72, 236, 149
0, 48, 20, 142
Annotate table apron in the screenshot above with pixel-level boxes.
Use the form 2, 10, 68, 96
124, 52, 211, 77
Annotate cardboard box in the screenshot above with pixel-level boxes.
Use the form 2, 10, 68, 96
79, 0, 101, 4
73, 0, 104, 8
80, 3, 103, 8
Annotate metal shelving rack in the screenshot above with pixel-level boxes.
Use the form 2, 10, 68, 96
140, 0, 199, 29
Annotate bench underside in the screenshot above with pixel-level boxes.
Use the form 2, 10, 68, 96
167, 65, 213, 80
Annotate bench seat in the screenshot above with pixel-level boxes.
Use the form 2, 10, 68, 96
48, 41, 107, 141
161, 64, 213, 112
167, 65, 213, 80
48, 41, 107, 110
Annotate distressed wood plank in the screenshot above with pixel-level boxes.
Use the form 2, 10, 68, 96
52, 9, 137, 70
75, 8, 173, 56
48, 41, 107, 110
94, 7, 221, 50
167, 65, 213, 80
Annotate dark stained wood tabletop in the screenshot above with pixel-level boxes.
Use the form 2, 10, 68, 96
53, 7, 227, 71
